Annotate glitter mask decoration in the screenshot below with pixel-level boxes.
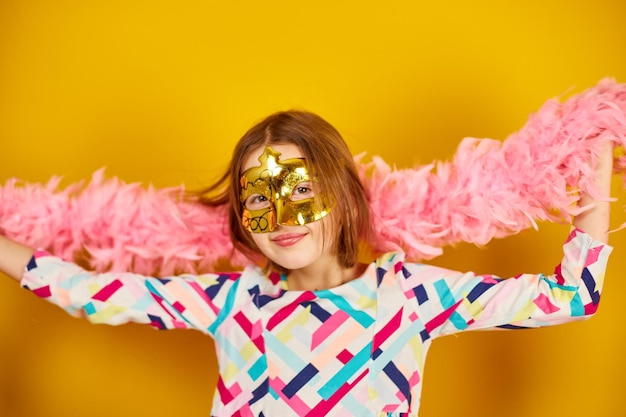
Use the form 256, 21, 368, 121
240, 146, 333, 233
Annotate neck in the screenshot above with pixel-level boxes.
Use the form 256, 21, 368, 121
285, 255, 366, 291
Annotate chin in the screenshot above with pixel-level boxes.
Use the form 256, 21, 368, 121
268, 251, 321, 271
272, 258, 312, 271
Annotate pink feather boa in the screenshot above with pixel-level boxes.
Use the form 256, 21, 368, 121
1, 78, 625, 276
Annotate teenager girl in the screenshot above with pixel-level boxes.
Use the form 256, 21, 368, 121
0, 110, 614, 416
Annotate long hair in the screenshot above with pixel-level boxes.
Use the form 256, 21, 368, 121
199, 110, 371, 271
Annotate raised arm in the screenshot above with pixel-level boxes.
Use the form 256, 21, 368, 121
573, 142, 613, 243
1, 224, 242, 333
0, 235, 33, 280
3, 242, 244, 333
396, 144, 615, 337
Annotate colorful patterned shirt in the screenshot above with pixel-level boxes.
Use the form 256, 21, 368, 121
20, 228, 611, 416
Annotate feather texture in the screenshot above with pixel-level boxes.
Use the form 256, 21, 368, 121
1, 79, 625, 275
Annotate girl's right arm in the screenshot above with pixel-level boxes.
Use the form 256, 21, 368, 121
1, 235, 240, 333
0, 235, 33, 280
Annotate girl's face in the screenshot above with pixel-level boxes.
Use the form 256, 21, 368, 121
241, 143, 336, 271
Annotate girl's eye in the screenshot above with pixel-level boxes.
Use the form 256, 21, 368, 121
245, 194, 270, 210
291, 183, 314, 201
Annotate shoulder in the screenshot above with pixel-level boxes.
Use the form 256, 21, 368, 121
372, 251, 441, 279
371, 252, 411, 287
371, 251, 463, 289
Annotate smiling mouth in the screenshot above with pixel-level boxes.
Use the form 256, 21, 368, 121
271, 233, 307, 247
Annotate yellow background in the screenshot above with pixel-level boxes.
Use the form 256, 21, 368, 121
1, 1, 626, 416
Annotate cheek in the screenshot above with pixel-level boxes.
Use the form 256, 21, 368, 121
250, 232, 267, 249
248, 232, 274, 259
315, 215, 337, 248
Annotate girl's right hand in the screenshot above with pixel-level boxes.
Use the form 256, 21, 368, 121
0, 235, 34, 281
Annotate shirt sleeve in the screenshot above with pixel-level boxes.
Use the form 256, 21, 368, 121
399, 228, 612, 339
20, 250, 242, 333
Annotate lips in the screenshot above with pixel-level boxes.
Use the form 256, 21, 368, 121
271, 232, 307, 247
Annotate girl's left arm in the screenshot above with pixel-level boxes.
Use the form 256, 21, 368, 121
400, 142, 614, 338
400, 227, 611, 338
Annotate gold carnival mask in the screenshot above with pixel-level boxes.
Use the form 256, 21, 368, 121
240, 146, 333, 233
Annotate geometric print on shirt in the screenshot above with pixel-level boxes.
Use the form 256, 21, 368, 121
21, 228, 611, 416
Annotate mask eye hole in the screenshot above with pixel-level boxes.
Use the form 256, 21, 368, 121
291, 182, 315, 202
244, 194, 270, 210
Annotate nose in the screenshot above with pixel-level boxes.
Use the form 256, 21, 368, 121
274, 196, 284, 226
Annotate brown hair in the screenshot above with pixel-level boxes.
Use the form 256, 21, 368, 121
199, 110, 371, 271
